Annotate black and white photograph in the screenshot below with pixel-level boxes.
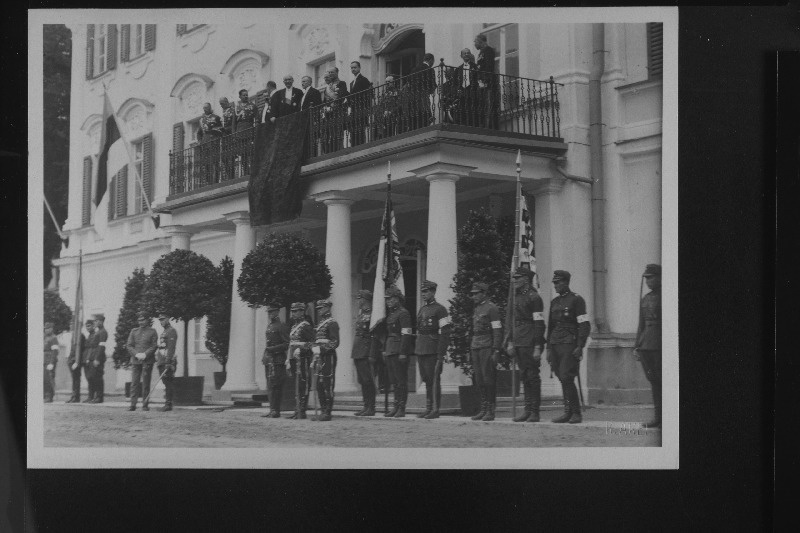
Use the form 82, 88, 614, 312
28, 7, 677, 468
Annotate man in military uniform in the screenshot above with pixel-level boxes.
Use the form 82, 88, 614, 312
66, 319, 92, 403
43, 322, 59, 403
88, 313, 109, 403
634, 264, 662, 428
415, 280, 452, 419
235, 89, 258, 131
469, 282, 504, 421
546, 270, 590, 424
383, 286, 414, 418
155, 312, 179, 412
262, 304, 290, 418
219, 97, 236, 136
506, 266, 546, 422
312, 299, 340, 422
81, 319, 97, 403
198, 102, 223, 142
126, 312, 158, 411
287, 302, 315, 419
351, 290, 379, 416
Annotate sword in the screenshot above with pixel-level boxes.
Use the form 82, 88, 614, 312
144, 365, 169, 405
577, 370, 585, 408
310, 357, 319, 418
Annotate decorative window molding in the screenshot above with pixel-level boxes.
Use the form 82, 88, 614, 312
373, 23, 424, 55
117, 97, 155, 140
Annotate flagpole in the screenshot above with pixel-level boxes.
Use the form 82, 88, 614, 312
70, 250, 83, 366
43, 194, 67, 242
511, 150, 522, 418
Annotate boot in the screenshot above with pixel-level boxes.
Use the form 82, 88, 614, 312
513, 389, 532, 422
159, 402, 172, 412
298, 395, 308, 419
527, 383, 541, 422
481, 403, 496, 421
354, 387, 367, 416
417, 395, 433, 418
318, 396, 332, 421
142, 404, 150, 411
67, 395, 78, 403
552, 395, 571, 423
384, 393, 399, 417
361, 393, 376, 416
393, 385, 407, 418
393, 400, 406, 418
568, 385, 582, 423
471, 386, 487, 420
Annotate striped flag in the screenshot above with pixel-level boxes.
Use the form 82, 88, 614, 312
92, 92, 127, 235
370, 163, 404, 330
516, 192, 537, 286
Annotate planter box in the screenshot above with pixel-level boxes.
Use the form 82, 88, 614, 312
458, 385, 481, 416
213, 371, 227, 390
172, 376, 205, 406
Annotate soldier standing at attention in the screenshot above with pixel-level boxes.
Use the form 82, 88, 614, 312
198, 102, 223, 141
546, 270, 590, 424
126, 312, 158, 411
507, 266, 546, 422
352, 290, 378, 417
634, 264, 662, 428
43, 322, 59, 403
312, 299, 340, 422
415, 281, 452, 419
287, 302, 315, 420
383, 287, 414, 418
66, 320, 92, 403
235, 89, 258, 131
89, 313, 109, 403
263, 305, 290, 418
219, 97, 236, 136
155, 312, 179, 412
81, 319, 96, 403
469, 282, 503, 421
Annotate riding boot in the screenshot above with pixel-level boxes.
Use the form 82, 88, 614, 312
393, 384, 407, 417
481, 403, 496, 421
567, 383, 582, 424
318, 393, 332, 421
298, 394, 308, 419
552, 384, 571, 423
96, 380, 104, 403
159, 401, 172, 412
362, 390, 376, 416
417, 389, 433, 418
385, 387, 400, 417
471, 387, 487, 420
354, 386, 368, 416
513, 387, 532, 422
527, 382, 541, 422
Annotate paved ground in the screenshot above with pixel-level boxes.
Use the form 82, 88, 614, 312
43, 394, 661, 448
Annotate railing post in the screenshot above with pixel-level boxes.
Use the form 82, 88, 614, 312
549, 76, 556, 138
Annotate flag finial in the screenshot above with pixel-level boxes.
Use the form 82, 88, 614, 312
516, 150, 522, 167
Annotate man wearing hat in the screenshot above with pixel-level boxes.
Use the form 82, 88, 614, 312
155, 312, 179, 412
352, 290, 379, 416
81, 319, 97, 403
547, 270, 590, 423
415, 280, 452, 419
87, 313, 109, 403
382, 286, 414, 418
469, 282, 504, 421
66, 320, 92, 403
287, 302, 315, 419
506, 266, 546, 422
43, 322, 59, 403
634, 264, 662, 428
263, 304, 290, 418
126, 313, 158, 411
312, 299, 340, 421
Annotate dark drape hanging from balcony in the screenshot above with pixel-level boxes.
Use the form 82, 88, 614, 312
248, 110, 309, 226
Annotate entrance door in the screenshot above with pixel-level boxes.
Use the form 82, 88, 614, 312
378, 29, 425, 83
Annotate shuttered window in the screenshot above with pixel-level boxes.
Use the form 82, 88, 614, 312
120, 25, 130, 62
144, 24, 156, 52
176, 24, 187, 35
141, 133, 154, 210
647, 22, 663, 79
87, 24, 118, 77
82, 157, 92, 225
106, 24, 118, 71
172, 122, 184, 155
107, 176, 116, 221
85, 25, 95, 79
115, 166, 128, 218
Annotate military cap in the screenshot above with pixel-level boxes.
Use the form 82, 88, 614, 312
44, 321, 54, 329
85, 319, 94, 326
315, 299, 332, 309
513, 266, 534, 280
643, 264, 661, 277
136, 311, 149, 320
420, 280, 438, 291
356, 289, 372, 300
552, 270, 571, 282
384, 286, 404, 299
470, 282, 488, 293
266, 304, 281, 312
290, 302, 306, 312
93, 313, 106, 321
157, 311, 170, 318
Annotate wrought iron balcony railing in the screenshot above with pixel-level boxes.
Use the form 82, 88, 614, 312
168, 63, 562, 196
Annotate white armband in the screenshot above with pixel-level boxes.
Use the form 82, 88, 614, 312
577, 314, 589, 323
438, 316, 451, 328
312, 346, 321, 355
532, 312, 544, 321
491, 321, 502, 329
401, 328, 413, 335
51, 345, 60, 351
98, 342, 107, 347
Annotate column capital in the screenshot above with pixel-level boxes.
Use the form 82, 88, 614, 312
311, 190, 356, 206
223, 211, 252, 225
408, 162, 475, 180
160, 224, 194, 237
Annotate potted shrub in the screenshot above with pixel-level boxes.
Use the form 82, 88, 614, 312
44, 289, 73, 334
141, 249, 220, 405
205, 256, 233, 390
113, 268, 147, 396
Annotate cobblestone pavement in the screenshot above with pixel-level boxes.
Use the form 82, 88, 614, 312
43, 400, 661, 448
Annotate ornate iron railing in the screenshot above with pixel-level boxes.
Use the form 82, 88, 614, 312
168, 64, 562, 195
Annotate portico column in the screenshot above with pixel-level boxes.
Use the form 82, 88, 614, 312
162, 225, 192, 251
316, 192, 356, 393
222, 211, 258, 392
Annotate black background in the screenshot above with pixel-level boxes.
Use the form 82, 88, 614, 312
4, 3, 798, 531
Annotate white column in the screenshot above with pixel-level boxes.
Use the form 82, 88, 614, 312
222, 211, 258, 392
163, 225, 192, 250
317, 192, 356, 392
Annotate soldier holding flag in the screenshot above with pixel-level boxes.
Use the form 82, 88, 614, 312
383, 286, 414, 418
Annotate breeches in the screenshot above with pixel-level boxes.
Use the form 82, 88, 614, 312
385, 354, 408, 387
315, 352, 337, 401
470, 348, 497, 390
550, 344, 579, 383
130, 364, 154, 403
43, 365, 55, 398
295, 356, 312, 403
157, 364, 174, 403
514, 345, 542, 387
639, 350, 662, 385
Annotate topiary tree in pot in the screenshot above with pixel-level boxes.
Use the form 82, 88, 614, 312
44, 289, 73, 335
205, 256, 233, 389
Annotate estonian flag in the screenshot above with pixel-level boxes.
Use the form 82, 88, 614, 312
92, 92, 127, 235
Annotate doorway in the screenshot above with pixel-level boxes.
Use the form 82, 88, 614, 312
379, 29, 425, 83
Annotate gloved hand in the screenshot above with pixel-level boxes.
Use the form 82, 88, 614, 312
71, 363, 78, 371
633, 348, 641, 361
572, 347, 583, 362
93, 361, 99, 367
532, 346, 543, 362
46, 364, 54, 371
135, 352, 146, 361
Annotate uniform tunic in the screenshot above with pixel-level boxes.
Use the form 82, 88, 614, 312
415, 300, 451, 357
199, 112, 223, 140
470, 299, 503, 401
221, 106, 236, 135
510, 287, 546, 386
235, 100, 257, 131
351, 308, 376, 360
384, 307, 414, 356
126, 326, 157, 405
263, 318, 290, 366
314, 315, 340, 409
67, 333, 86, 399
290, 319, 316, 407
547, 290, 590, 382
635, 288, 661, 385
43, 332, 59, 400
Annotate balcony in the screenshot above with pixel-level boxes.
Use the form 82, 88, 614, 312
167, 63, 563, 197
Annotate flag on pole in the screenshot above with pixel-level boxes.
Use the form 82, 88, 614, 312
91, 92, 127, 235
69, 252, 84, 361
516, 192, 537, 286
370, 162, 405, 330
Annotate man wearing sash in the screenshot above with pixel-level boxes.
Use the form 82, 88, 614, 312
312, 299, 339, 422
263, 304, 290, 418
383, 286, 414, 418
415, 281, 451, 419
155, 312, 179, 412
287, 302, 315, 420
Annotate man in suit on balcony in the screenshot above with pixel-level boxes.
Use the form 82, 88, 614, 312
269, 75, 304, 123
300, 75, 322, 111
474, 33, 499, 129
257, 81, 277, 123
407, 53, 437, 131
348, 61, 373, 146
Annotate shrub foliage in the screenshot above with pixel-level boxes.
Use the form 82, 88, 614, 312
112, 268, 148, 369
205, 256, 234, 370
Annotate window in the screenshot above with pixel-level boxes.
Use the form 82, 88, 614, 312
96, 24, 107, 74
482, 23, 519, 77
130, 140, 144, 214
177, 24, 206, 36
131, 24, 144, 58
86, 24, 117, 79
647, 22, 663, 79
188, 120, 201, 146
194, 317, 210, 354
313, 57, 337, 88
121, 24, 155, 62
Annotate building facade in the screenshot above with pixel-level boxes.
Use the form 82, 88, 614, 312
55, 21, 663, 403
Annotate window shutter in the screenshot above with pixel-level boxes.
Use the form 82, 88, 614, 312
647, 22, 663, 79
173, 122, 184, 155
116, 166, 128, 218
85, 24, 95, 79
107, 176, 116, 221
141, 133, 154, 209
107, 24, 118, 71
144, 24, 156, 51
82, 157, 92, 225
176, 24, 187, 36
120, 25, 130, 62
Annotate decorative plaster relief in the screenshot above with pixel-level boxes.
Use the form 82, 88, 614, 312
123, 52, 153, 80
124, 107, 147, 139
180, 25, 215, 53
304, 26, 331, 57
181, 81, 206, 119
232, 60, 260, 94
